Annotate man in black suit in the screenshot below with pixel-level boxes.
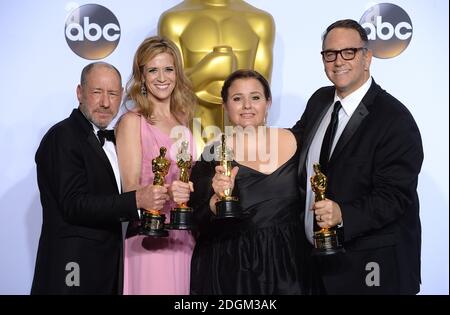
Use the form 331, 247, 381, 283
293, 19, 423, 294
31, 62, 169, 294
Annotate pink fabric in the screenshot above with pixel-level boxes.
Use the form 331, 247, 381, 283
123, 115, 195, 295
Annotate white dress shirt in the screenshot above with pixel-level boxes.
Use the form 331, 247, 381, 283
92, 124, 122, 193
304, 77, 372, 244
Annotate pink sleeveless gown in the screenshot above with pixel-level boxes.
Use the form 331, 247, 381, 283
123, 115, 195, 295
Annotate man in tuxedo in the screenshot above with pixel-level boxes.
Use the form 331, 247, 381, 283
31, 62, 169, 294
293, 19, 423, 294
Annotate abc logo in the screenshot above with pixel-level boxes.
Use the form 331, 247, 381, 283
360, 3, 413, 59
65, 4, 121, 60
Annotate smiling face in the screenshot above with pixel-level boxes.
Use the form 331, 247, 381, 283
322, 27, 372, 98
77, 65, 123, 129
224, 78, 271, 128
142, 52, 176, 103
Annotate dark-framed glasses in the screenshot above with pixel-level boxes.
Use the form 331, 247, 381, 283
321, 47, 367, 62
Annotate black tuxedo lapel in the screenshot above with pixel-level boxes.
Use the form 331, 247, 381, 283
87, 133, 119, 190
71, 109, 119, 192
298, 105, 330, 174
297, 87, 335, 179
329, 103, 368, 163
329, 80, 381, 164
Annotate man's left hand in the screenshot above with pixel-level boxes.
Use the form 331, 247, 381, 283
312, 199, 342, 229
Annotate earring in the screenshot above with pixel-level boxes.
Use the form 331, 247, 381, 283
140, 82, 147, 97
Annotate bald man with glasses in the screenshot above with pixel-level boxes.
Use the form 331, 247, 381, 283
292, 19, 423, 294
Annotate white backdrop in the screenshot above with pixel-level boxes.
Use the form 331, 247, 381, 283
0, 0, 448, 294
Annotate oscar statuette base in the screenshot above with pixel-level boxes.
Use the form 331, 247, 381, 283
166, 206, 195, 230
139, 212, 169, 237
312, 228, 345, 256
213, 197, 248, 220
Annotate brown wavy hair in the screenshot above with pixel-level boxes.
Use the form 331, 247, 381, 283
124, 36, 196, 125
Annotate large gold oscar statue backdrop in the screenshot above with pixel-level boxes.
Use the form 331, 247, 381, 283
158, 0, 275, 153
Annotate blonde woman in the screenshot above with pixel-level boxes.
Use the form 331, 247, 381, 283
116, 36, 197, 294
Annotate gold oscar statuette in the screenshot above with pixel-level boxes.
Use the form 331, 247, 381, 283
140, 147, 170, 237
213, 134, 246, 220
310, 163, 345, 255
167, 141, 195, 230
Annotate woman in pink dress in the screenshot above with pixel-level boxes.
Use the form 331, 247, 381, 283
116, 36, 197, 294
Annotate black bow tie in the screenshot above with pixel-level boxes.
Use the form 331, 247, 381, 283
97, 129, 116, 146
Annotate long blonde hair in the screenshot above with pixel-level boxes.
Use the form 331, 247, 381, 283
125, 36, 196, 125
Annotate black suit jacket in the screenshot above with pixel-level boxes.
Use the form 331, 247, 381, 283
292, 79, 423, 294
31, 109, 138, 294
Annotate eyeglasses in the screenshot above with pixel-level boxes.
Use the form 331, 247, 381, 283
321, 47, 367, 62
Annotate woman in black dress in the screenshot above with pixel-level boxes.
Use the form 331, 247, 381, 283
189, 69, 314, 295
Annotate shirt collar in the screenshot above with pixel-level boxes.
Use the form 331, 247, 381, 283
334, 76, 372, 116
91, 123, 99, 133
